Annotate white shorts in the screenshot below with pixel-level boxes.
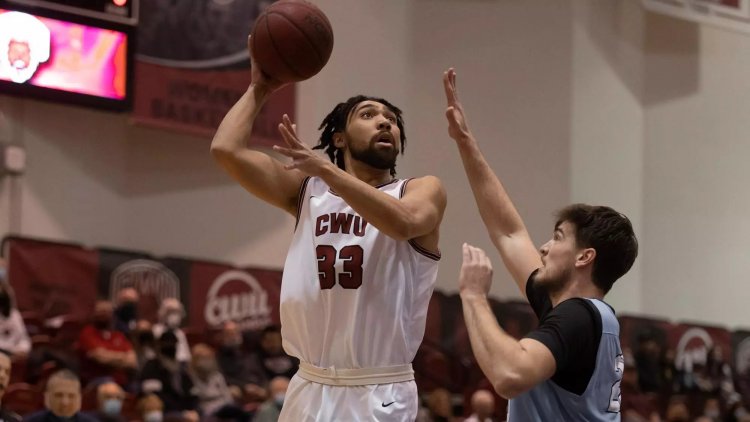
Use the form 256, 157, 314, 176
278, 373, 419, 421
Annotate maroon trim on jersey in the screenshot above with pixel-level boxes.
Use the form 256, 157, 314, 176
328, 178, 399, 197
401, 178, 441, 261
408, 239, 441, 261
294, 177, 312, 231
399, 178, 412, 198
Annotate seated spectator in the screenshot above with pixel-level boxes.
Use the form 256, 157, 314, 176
424, 388, 456, 422
0, 281, 30, 358
78, 301, 136, 387
700, 397, 722, 422
664, 396, 690, 422
113, 288, 139, 336
131, 320, 157, 370
25, 369, 96, 422
152, 299, 190, 363
621, 358, 659, 422
190, 343, 237, 416
0, 352, 20, 422
464, 389, 495, 422
217, 322, 266, 401
137, 394, 164, 422
251, 377, 289, 422
254, 326, 298, 381
83, 381, 126, 422
139, 330, 199, 414
218, 323, 298, 402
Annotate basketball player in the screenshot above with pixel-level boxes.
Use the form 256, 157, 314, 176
210, 38, 446, 421
443, 67, 638, 420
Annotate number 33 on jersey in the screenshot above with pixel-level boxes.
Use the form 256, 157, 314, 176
279, 176, 441, 369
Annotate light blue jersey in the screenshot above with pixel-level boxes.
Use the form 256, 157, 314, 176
507, 299, 623, 421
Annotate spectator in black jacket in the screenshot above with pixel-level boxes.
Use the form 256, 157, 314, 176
139, 330, 199, 418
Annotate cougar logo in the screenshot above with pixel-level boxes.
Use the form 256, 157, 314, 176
205, 270, 271, 330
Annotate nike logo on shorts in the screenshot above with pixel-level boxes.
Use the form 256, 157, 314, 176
381, 401, 395, 407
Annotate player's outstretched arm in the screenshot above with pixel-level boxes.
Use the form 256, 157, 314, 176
444, 68, 541, 297
273, 115, 447, 243
459, 244, 555, 399
210, 36, 306, 216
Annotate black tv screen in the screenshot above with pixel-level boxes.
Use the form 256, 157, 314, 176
0, 1, 134, 111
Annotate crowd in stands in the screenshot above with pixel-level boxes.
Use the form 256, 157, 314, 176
0, 256, 747, 422
0, 260, 299, 422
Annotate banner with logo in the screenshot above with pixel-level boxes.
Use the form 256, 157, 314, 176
187, 260, 280, 332
2, 236, 98, 322
97, 248, 190, 324
669, 323, 732, 372
132, 0, 295, 143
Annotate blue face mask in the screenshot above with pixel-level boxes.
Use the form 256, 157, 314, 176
274, 393, 285, 406
102, 398, 123, 415
144, 411, 163, 422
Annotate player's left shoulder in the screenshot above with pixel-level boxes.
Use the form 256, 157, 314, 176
403, 175, 446, 200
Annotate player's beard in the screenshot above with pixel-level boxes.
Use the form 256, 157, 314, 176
349, 142, 398, 172
533, 264, 571, 294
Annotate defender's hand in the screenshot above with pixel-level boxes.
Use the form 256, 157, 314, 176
459, 243, 493, 299
443, 68, 473, 143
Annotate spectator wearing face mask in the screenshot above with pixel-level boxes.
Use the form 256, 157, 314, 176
138, 330, 199, 415
78, 301, 137, 387
137, 394, 164, 422
84, 381, 127, 422
113, 288, 139, 336
0, 279, 30, 358
152, 299, 190, 363
251, 377, 289, 422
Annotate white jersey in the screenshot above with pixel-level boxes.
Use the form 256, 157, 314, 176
280, 176, 441, 370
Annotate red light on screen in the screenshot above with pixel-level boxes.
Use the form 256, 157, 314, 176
113, 0, 127, 6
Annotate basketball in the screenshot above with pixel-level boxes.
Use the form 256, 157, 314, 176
251, 0, 334, 83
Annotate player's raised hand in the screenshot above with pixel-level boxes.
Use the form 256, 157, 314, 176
274, 114, 333, 176
443, 68, 473, 143
459, 243, 493, 299
248, 35, 287, 94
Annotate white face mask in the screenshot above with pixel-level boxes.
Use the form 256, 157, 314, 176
165, 312, 181, 328
144, 411, 163, 422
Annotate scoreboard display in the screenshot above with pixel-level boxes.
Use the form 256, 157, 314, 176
1, 0, 138, 25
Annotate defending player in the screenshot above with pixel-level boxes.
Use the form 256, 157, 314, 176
444, 67, 638, 420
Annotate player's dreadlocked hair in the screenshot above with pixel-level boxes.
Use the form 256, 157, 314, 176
315, 95, 407, 177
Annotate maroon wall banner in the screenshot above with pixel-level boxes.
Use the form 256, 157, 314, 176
131, 63, 295, 144
187, 261, 281, 332
3, 237, 98, 322
97, 249, 190, 324
669, 322, 732, 372
619, 315, 673, 356
132, 0, 295, 143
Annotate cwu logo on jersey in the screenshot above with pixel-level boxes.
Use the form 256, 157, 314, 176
205, 270, 272, 330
